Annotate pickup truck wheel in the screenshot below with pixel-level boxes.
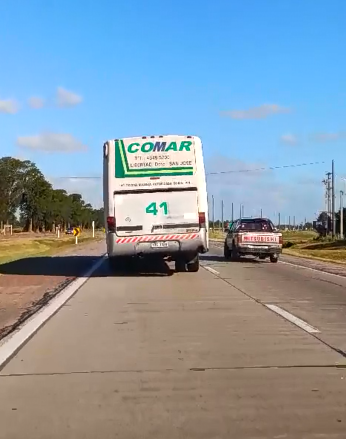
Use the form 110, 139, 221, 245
270, 255, 278, 263
230, 245, 239, 261
187, 255, 199, 272
224, 242, 231, 259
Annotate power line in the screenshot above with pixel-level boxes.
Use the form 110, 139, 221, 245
52, 160, 325, 180
206, 161, 325, 176
53, 176, 101, 179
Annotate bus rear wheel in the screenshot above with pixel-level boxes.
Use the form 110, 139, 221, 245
187, 254, 199, 272
175, 258, 186, 272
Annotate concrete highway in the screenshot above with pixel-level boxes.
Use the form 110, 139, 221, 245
1, 242, 346, 438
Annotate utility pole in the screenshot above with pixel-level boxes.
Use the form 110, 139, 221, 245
242, 205, 244, 218
221, 199, 224, 230
239, 204, 242, 219
293, 216, 295, 229
231, 202, 234, 222
278, 212, 281, 229
322, 176, 330, 233
289, 215, 291, 230
322, 178, 328, 215
340, 190, 344, 239
260, 208, 262, 218
327, 174, 331, 219
327, 172, 332, 233
332, 160, 336, 237
212, 195, 215, 231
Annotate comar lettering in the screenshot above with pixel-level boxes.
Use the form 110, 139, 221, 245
127, 140, 192, 154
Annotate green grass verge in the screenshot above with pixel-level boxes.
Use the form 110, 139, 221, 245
209, 230, 225, 240
282, 230, 318, 243
284, 239, 346, 264
0, 232, 103, 265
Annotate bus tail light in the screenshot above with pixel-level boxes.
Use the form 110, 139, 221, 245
199, 212, 206, 228
107, 216, 116, 232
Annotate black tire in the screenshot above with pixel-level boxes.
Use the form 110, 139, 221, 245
224, 241, 231, 259
230, 243, 239, 261
187, 255, 200, 272
270, 255, 278, 263
175, 259, 186, 272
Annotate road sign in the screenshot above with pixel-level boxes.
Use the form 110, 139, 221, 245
73, 227, 81, 237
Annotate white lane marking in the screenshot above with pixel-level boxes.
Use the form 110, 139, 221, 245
279, 260, 346, 280
265, 304, 320, 334
203, 266, 220, 275
0, 255, 106, 368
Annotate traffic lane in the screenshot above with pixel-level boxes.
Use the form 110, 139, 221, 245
1, 257, 343, 378
210, 238, 346, 277
1, 258, 346, 438
206, 245, 346, 356
1, 368, 346, 439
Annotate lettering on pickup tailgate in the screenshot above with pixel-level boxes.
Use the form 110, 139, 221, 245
243, 235, 279, 243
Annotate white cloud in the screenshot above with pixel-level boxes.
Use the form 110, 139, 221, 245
0, 99, 19, 114
56, 86, 83, 108
280, 133, 298, 146
28, 96, 45, 109
49, 177, 102, 209
16, 132, 88, 153
206, 155, 323, 222
221, 104, 291, 120
311, 132, 346, 142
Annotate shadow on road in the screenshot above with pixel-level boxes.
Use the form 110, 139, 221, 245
201, 255, 261, 264
0, 256, 174, 278
106, 258, 174, 277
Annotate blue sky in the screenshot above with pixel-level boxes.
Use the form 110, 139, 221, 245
1, 0, 346, 221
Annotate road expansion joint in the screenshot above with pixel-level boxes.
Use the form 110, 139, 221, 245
1, 363, 346, 378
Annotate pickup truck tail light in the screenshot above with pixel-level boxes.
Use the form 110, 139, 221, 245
237, 234, 243, 243
279, 235, 283, 245
199, 212, 206, 228
107, 216, 116, 232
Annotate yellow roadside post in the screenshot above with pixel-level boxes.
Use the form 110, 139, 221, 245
73, 227, 81, 244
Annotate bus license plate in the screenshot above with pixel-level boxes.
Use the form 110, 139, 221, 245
151, 241, 169, 248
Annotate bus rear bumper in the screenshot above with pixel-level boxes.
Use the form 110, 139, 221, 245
107, 233, 207, 259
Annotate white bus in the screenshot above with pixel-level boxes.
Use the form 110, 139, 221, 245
103, 135, 209, 272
